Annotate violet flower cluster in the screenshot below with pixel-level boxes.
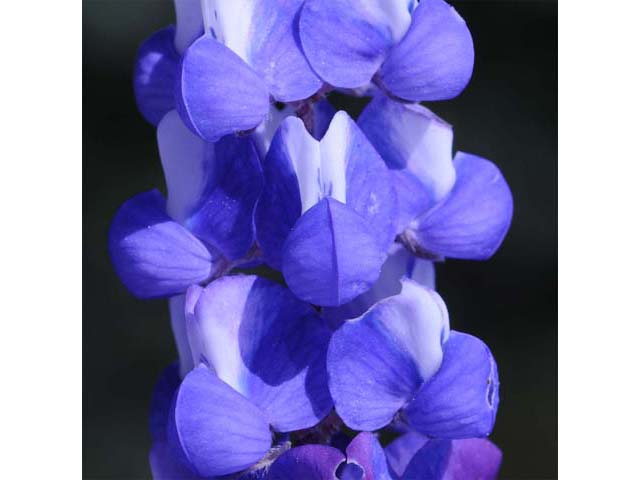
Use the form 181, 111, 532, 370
109, 1, 513, 478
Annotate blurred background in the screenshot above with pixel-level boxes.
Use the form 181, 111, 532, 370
83, 1, 557, 478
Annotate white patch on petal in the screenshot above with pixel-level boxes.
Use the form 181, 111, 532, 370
379, 279, 450, 381
157, 110, 210, 224
319, 112, 349, 205
186, 277, 255, 394
253, 104, 296, 158
202, 0, 256, 63
365, 0, 414, 42
282, 118, 323, 213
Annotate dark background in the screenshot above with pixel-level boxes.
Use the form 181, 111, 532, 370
83, 1, 557, 478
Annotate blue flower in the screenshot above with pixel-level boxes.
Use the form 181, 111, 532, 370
327, 279, 499, 438
358, 95, 514, 261
323, 243, 436, 325
267, 432, 391, 480
385, 432, 502, 480
108, 111, 263, 299
255, 111, 397, 307
150, 275, 333, 478
135, 0, 323, 140
299, 0, 474, 101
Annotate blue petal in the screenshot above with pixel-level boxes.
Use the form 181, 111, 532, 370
160, 111, 263, 261
345, 432, 392, 480
254, 117, 303, 270
133, 26, 179, 126
400, 439, 452, 480
404, 331, 500, 438
407, 153, 514, 260
174, 0, 204, 54
384, 432, 429, 479
169, 366, 272, 477
248, 0, 323, 101
149, 362, 181, 443
267, 445, 344, 480
299, 0, 413, 88
377, 0, 474, 101
335, 111, 397, 251
185, 134, 263, 261
169, 295, 195, 378
327, 280, 449, 430
150, 439, 206, 480
176, 35, 270, 142
187, 275, 333, 431
313, 99, 336, 140
323, 245, 435, 324
201, 0, 321, 101
282, 198, 386, 307
108, 190, 219, 299
401, 438, 502, 480
358, 96, 455, 212
257, 112, 396, 272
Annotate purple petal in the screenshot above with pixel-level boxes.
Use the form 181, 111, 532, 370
176, 35, 270, 142
185, 134, 263, 261
257, 112, 396, 273
150, 439, 204, 480
313, 99, 337, 140
282, 197, 386, 307
173, 0, 204, 54
200, 0, 321, 101
445, 438, 502, 480
401, 438, 502, 480
327, 280, 449, 430
336, 111, 397, 251
169, 366, 272, 477
254, 117, 304, 270
247, 0, 322, 101
404, 331, 500, 439
299, 0, 413, 88
358, 96, 455, 212
159, 111, 263, 261
187, 275, 333, 431
378, 0, 474, 101
108, 190, 219, 299
267, 445, 344, 480
384, 432, 429, 479
149, 363, 181, 443
407, 153, 514, 260
323, 245, 435, 324
346, 432, 392, 480
169, 295, 195, 378
133, 26, 179, 126
400, 439, 452, 480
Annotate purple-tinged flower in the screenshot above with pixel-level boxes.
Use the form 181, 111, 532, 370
385, 432, 502, 480
148, 363, 272, 480
134, 0, 324, 140
159, 275, 333, 478
327, 279, 499, 438
108, 111, 263, 300
175, 0, 323, 142
133, 0, 203, 126
323, 243, 435, 325
358, 95, 514, 260
255, 111, 397, 307
299, 0, 473, 101
267, 432, 391, 480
